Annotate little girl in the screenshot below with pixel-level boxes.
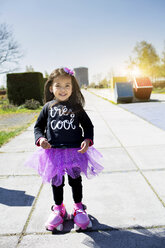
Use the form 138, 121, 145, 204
25, 67, 103, 231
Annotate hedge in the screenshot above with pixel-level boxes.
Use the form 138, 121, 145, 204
7, 72, 44, 105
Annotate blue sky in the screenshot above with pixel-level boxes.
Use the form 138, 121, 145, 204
0, 0, 165, 85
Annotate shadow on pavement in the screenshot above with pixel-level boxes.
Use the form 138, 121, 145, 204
82, 215, 165, 248
51, 214, 165, 247
0, 187, 35, 206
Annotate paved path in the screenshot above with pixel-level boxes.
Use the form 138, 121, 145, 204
0, 112, 37, 131
90, 88, 165, 131
120, 101, 165, 131
1, 90, 165, 247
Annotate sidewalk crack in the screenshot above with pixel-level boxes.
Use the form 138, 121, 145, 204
16, 183, 43, 247
95, 103, 165, 209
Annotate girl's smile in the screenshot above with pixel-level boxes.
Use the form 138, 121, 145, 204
50, 76, 72, 102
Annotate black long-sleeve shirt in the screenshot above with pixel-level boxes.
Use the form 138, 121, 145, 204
34, 100, 94, 148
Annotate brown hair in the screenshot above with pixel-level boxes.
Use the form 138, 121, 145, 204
44, 68, 85, 109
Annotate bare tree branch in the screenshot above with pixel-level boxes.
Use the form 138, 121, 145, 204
0, 23, 23, 74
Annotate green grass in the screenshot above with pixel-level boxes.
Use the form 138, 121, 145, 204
0, 96, 40, 146
0, 113, 37, 147
0, 107, 41, 115
0, 110, 39, 147
0, 127, 26, 147
152, 88, 165, 94
0, 96, 42, 114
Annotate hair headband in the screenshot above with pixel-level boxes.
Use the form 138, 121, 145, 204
63, 67, 75, 76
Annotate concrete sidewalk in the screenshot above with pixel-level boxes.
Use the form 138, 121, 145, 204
90, 88, 165, 131
1, 90, 165, 247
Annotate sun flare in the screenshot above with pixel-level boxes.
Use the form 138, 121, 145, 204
127, 66, 142, 77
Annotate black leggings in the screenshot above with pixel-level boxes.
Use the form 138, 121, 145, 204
52, 175, 83, 205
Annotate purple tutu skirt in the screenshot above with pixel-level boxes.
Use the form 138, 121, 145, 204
25, 146, 104, 186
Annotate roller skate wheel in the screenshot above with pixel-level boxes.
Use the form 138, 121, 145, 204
56, 223, 63, 231
88, 220, 92, 228
74, 223, 80, 231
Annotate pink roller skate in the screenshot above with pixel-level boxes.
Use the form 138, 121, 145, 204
45, 203, 68, 231
71, 202, 92, 231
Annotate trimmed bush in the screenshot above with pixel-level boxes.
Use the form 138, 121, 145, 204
0, 90, 6, 95
7, 72, 44, 105
24, 99, 40, 109
1, 104, 17, 111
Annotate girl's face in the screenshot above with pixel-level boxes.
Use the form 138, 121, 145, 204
50, 76, 72, 102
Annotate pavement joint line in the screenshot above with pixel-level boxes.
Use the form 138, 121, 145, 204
2, 224, 165, 238
121, 145, 165, 208
138, 171, 165, 208
1, 143, 165, 154
141, 168, 165, 172
0, 233, 21, 237
16, 183, 44, 247
97, 146, 122, 150
0, 175, 10, 179
102, 168, 165, 174
0, 151, 35, 154
1, 167, 165, 179
92, 96, 165, 209
98, 144, 165, 150
126, 144, 165, 148
0, 147, 118, 153
0, 174, 39, 178
102, 170, 138, 174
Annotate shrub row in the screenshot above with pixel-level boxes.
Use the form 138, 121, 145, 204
7, 72, 47, 105
152, 81, 165, 88
0, 90, 6, 95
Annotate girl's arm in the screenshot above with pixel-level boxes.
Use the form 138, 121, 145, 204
38, 137, 51, 149
78, 108, 94, 153
79, 108, 94, 142
78, 139, 90, 153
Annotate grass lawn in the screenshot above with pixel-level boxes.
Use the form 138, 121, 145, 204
0, 98, 42, 114
0, 127, 26, 147
152, 88, 165, 94
0, 115, 37, 147
0, 95, 41, 146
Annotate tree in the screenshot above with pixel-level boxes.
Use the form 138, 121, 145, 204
89, 82, 96, 88
92, 73, 103, 85
160, 41, 165, 77
26, 65, 35, 72
106, 67, 115, 81
127, 41, 160, 79
0, 23, 23, 74
98, 78, 110, 88
126, 56, 136, 71
44, 71, 49, 78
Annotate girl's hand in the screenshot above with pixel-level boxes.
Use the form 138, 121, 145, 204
78, 139, 90, 153
39, 138, 51, 149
